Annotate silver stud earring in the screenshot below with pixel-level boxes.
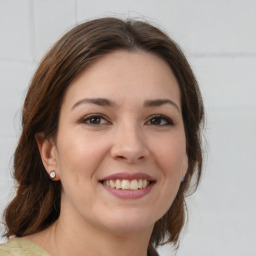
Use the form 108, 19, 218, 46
181, 176, 185, 183
49, 171, 56, 179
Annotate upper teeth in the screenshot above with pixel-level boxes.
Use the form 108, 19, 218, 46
103, 179, 150, 190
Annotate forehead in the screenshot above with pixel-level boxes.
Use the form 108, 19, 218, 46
62, 50, 181, 108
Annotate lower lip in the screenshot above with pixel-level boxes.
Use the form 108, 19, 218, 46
101, 183, 155, 199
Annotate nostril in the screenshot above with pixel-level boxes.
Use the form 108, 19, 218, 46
115, 154, 146, 162
116, 155, 126, 160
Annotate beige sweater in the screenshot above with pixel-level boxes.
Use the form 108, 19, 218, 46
0, 238, 49, 256
0, 238, 159, 256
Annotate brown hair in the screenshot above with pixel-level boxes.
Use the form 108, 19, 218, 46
3, 17, 204, 253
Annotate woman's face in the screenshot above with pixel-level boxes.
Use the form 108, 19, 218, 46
53, 50, 187, 235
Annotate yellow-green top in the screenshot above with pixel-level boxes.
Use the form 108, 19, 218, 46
0, 238, 49, 256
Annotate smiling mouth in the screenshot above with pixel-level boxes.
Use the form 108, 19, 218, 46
101, 179, 153, 190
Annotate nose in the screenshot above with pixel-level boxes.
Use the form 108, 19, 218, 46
110, 123, 149, 164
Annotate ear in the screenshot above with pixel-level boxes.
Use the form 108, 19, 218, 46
35, 133, 59, 181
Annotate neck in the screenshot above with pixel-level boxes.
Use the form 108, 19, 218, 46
30, 209, 154, 256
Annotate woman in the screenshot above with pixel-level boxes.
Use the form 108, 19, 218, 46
0, 17, 204, 256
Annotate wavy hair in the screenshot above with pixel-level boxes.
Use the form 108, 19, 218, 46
3, 17, 204, 254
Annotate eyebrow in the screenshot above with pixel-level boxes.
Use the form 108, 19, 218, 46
144, 99, 180, 112
71, 98, 116, 110
71, 97, 180, 112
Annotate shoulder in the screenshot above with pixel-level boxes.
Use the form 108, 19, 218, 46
0, 238, 49, 256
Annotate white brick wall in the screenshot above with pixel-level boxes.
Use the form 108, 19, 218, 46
34, 0, 77, 60
0, 0, 33, 62
0, 1, 255, 255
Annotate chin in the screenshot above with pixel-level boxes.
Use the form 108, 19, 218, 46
99, 208, 157, 234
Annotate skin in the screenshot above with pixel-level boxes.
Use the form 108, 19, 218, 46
30, 50, 188, 256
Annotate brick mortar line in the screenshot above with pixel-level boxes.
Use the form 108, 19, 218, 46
190, 53, 256, 58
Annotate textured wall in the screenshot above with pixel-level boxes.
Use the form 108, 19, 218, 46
0, 0, 255, 255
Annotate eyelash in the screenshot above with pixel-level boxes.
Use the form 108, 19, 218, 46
146, 114, 174, 126
80, 114, 110, 126
80, 114, 174, 127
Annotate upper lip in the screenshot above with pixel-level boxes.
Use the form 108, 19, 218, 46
100, 172, 155, 182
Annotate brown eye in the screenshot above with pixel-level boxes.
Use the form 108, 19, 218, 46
88, 117, 101, 124
150, 117, 162, 125
81, 115, 109, 126
146, 115, 173, 126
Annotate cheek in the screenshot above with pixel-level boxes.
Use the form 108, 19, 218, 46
55, 134, 107, 207
55, 132, 109, 178
151, 134, 187, 206
157, 145, 186, 212
153, 134, 187, 173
